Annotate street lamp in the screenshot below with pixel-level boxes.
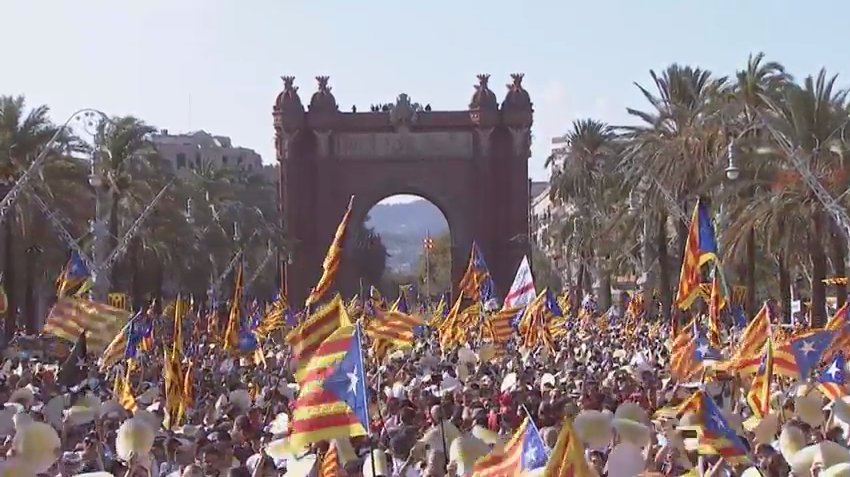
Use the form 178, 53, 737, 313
628, 190, 639, 214
185, 198, 194, 224
423, 232, 434, 298
88, 143, 114, 302
725, 142, 741, 181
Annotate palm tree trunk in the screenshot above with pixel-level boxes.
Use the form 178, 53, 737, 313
641, 217, 656, 319
778, 254, 792, 322
810, 214, 828, 327
830, 228, 846, 307
573, 259, 586, 316
23, 246, 39, 334
657, 212, 672, 324
745, 228, 757, 316
594, 257, 612, 311
153, 259, 164, 304
3, 213, 17, 340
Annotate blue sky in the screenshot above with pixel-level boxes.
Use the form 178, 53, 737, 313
4, 0, 849, 205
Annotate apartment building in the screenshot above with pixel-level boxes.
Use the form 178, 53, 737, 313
150, 130, 263, 174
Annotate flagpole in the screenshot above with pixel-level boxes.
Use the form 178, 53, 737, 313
520, 404, 550, 459
355, 322, 379, 477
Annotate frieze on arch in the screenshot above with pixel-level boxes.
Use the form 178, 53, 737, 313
273, 75, 533, 306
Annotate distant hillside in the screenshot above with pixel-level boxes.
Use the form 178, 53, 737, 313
367, 200, 449, 272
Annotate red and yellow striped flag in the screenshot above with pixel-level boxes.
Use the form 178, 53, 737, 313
676, 206, 702, 310
173, 294, 186, 357
286, 296, 351, 383
162, 345, 184, 429
486, 306, 519, 344
113, 368, 138, 414
289, 325, 367, 449
44, 297, 132, 353
366, 310, 424, 347
305, 196, 354, 308
223, 266, 244, 351
707, 272, 723, 348
746, 338, 774, 418
319, 443, 341, 477
545, 418, 594, 477
471, 418, 531, 476
728, 303, 771, 373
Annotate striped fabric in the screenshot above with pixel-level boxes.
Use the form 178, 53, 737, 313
99, 313, 141, 371
825, 304, 850, 362
487, 307, 519, 344
471, 418, 529, 476
44, 298, 132, 353
305, 196, 354, 308
286, 296, 351, 383
707, 271, 724, 348
289, 325, 367, 449
727, 304, 770, 373
223, 266, 244, 351
746, 338, 774, 418
319, 443, 340, 477
675, 206, 702, 310
113, 369, 139, 413
544, 418, 593, 477
367, 310, 424, 346
256, 305, 286, 338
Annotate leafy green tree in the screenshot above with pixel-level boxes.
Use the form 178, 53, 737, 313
351, 217, 388, 291
531, 245, 563, 294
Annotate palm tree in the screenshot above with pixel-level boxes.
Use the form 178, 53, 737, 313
759, 70, 849, 326
92, 116, 158, 301
619, 65, 730, 322
546, 119, 624, 312
727, 53, 792, 317
0, 96, 62, 336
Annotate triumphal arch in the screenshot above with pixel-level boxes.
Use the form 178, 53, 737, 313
273, 74, 533, 305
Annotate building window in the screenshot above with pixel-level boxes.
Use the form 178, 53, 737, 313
176, 153, 187, 169
237, 155, 243, 165
222, 155, 229, 166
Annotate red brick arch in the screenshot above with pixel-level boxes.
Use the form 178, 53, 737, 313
273, 75, 533, 306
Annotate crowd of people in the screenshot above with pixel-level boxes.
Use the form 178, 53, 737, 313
0, 290, 848, 477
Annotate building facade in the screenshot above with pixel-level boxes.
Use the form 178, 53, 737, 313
150, 130, 264, 174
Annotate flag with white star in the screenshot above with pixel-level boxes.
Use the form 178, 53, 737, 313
817, 352, 848, 401
678, 390, 749, 466
472, 417, 547, 476
671, 321, 724, 381
775, 329, 836, 380
287, 324, 368, 449
322, 326, 369, 431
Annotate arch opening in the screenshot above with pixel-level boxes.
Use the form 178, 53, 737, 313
352, 194, 451, 303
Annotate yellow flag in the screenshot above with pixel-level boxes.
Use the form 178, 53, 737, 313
173, 294, 185, 358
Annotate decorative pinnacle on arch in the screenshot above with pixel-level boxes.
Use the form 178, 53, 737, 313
316, 76, 331, 92
469, 73, 497, 111
281, 76, 297, 93
477, 74, 491, 89
309, 76, 338, 112
508, 73, 525, 92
